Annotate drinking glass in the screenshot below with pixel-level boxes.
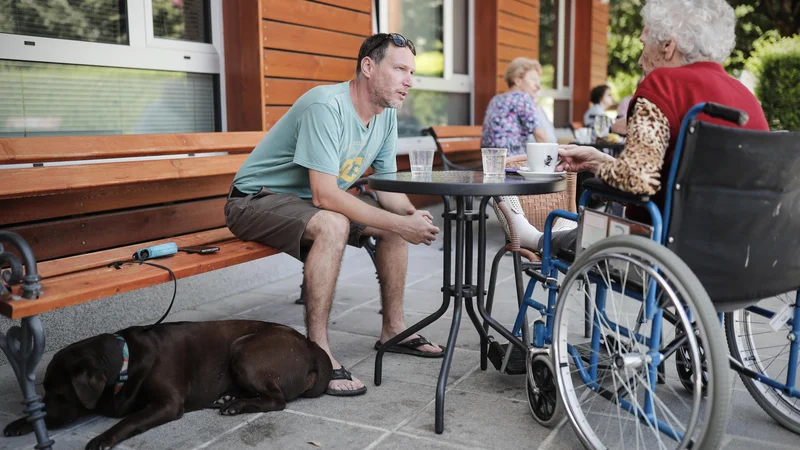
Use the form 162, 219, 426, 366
481, 147, 507, 177
409, 149, 435, 174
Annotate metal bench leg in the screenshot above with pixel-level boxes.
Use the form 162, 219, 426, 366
1, 231, 52, 449
1, 316, 53, 450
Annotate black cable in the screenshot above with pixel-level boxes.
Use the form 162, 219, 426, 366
108, 258, 178, 329
140, 261, 177, 329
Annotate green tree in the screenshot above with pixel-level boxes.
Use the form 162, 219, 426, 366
539, 0, 556, 88
607, 0, 644, 79
0, 0, 128, 44
726, 0, 800, 74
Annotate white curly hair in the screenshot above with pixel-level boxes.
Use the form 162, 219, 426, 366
641, 0, 737, 64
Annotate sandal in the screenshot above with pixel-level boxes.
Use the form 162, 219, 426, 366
373, 335, 445, 358
325, 366, 367, 397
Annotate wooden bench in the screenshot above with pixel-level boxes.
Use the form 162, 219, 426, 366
426, 125, 483, 171
0, 132, 372, 449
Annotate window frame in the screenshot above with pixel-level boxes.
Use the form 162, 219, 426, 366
540, 0, 573, 101
376, 0, 471, 95
538, 0, 575, 126
375, 0, 473, 152
0, 0, 222, 75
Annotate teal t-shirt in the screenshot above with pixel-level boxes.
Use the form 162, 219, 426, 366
232, 81, 398, 198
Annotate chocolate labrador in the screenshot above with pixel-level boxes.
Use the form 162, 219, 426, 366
3, 320, 332, 450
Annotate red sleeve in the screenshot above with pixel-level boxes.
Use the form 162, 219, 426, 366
630, 70, 680, 132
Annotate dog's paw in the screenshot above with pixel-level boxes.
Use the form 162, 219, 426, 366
220, 399, 249, 415
213, 394, 236, 408
3, 417, 34, 437
85, 434, 115, 450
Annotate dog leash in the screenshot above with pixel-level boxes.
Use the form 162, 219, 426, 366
109, 244, 179, 330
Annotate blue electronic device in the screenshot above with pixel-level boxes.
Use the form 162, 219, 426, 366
132, 242, 178, 261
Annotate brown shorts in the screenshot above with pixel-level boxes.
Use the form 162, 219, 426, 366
224, 187, 380, 261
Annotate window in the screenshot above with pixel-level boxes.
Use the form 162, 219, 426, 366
152, 0, 210, 43
378, 0, 472, 140
538, 0, 573, 127
0, 0, 129, 45
0, 61, 216, 137
0, 0, 223, 136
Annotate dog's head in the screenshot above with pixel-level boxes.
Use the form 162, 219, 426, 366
41, 335, 118, 427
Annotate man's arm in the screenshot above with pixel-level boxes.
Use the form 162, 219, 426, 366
374, 191, 414, 215
310, 170, 438, 245
375, 190, 434, 224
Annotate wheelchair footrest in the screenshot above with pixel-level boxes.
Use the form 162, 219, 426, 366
487, 341, 527, 375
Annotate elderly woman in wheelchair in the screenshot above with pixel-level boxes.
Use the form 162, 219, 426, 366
483, 0, 800, 448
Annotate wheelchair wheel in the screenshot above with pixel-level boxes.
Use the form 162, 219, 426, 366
675, 323, 708, 394
526, 352, 565, 427
552, 235, 731, 449
725, 292, 800, 434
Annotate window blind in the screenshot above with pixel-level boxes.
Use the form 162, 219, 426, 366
0, 60, 216, 137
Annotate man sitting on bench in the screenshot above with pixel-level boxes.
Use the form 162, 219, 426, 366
225, 33, 443, 397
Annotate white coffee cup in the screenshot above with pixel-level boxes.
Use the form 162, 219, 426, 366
526, 143, 559, 173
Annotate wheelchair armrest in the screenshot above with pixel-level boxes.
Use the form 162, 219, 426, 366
581, 177, 650, 204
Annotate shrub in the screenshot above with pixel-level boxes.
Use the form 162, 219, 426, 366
745, 33, 800, 131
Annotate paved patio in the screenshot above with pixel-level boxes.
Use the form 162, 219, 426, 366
1, 202, 799, 450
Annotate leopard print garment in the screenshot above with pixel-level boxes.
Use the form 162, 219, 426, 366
597, 98, 670, 195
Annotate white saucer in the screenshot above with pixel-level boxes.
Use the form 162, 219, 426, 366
517, 170, 566, 180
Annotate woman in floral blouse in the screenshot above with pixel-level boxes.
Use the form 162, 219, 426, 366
481, 57, 549, 156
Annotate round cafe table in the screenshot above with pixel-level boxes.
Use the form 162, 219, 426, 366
369, 171, 566, 434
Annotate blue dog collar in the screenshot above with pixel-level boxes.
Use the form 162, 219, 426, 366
113, 334, 129, 394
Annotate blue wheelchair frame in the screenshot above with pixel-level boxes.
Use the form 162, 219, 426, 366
505, 103, 800, 440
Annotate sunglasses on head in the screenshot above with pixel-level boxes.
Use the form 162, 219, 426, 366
364, 33, 416, 58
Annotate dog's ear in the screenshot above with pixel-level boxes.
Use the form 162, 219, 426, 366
70, 367, 107, 409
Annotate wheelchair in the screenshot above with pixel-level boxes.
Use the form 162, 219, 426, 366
483, 103, 800, 449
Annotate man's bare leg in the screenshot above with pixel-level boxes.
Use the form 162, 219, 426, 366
363, 227, 442, 354
303, 211, 365, 392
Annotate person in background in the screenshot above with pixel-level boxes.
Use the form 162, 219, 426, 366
583, 84, 615, 127
500, 0, 768, 253
611, 77, 644, 135
483, 58, 573, 248
481, 57, 549, 156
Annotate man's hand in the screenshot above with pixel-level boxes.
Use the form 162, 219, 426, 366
407, 208, 434, 224
398, 210, 439, 245
556, 145, 615, 173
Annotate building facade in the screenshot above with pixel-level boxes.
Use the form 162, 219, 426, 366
0, 0, 608, 145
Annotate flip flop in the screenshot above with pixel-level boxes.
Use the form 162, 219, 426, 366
374, 335, 445, 358
325, 366, 367, 397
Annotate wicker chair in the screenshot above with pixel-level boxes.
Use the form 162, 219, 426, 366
493, 154, 577, 261
504, 154, 577, 230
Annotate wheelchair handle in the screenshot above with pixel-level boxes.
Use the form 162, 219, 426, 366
702, 102, 749, 127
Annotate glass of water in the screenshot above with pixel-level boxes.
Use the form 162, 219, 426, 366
409, 149, 435, 174
481, 147, 507, 177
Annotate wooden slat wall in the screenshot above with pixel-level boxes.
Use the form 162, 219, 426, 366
260, 0, 371, 130
224, 0, 372, 132
476, 0, 540, 124
572, 0, 609, 123
497, 0, 539, 95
